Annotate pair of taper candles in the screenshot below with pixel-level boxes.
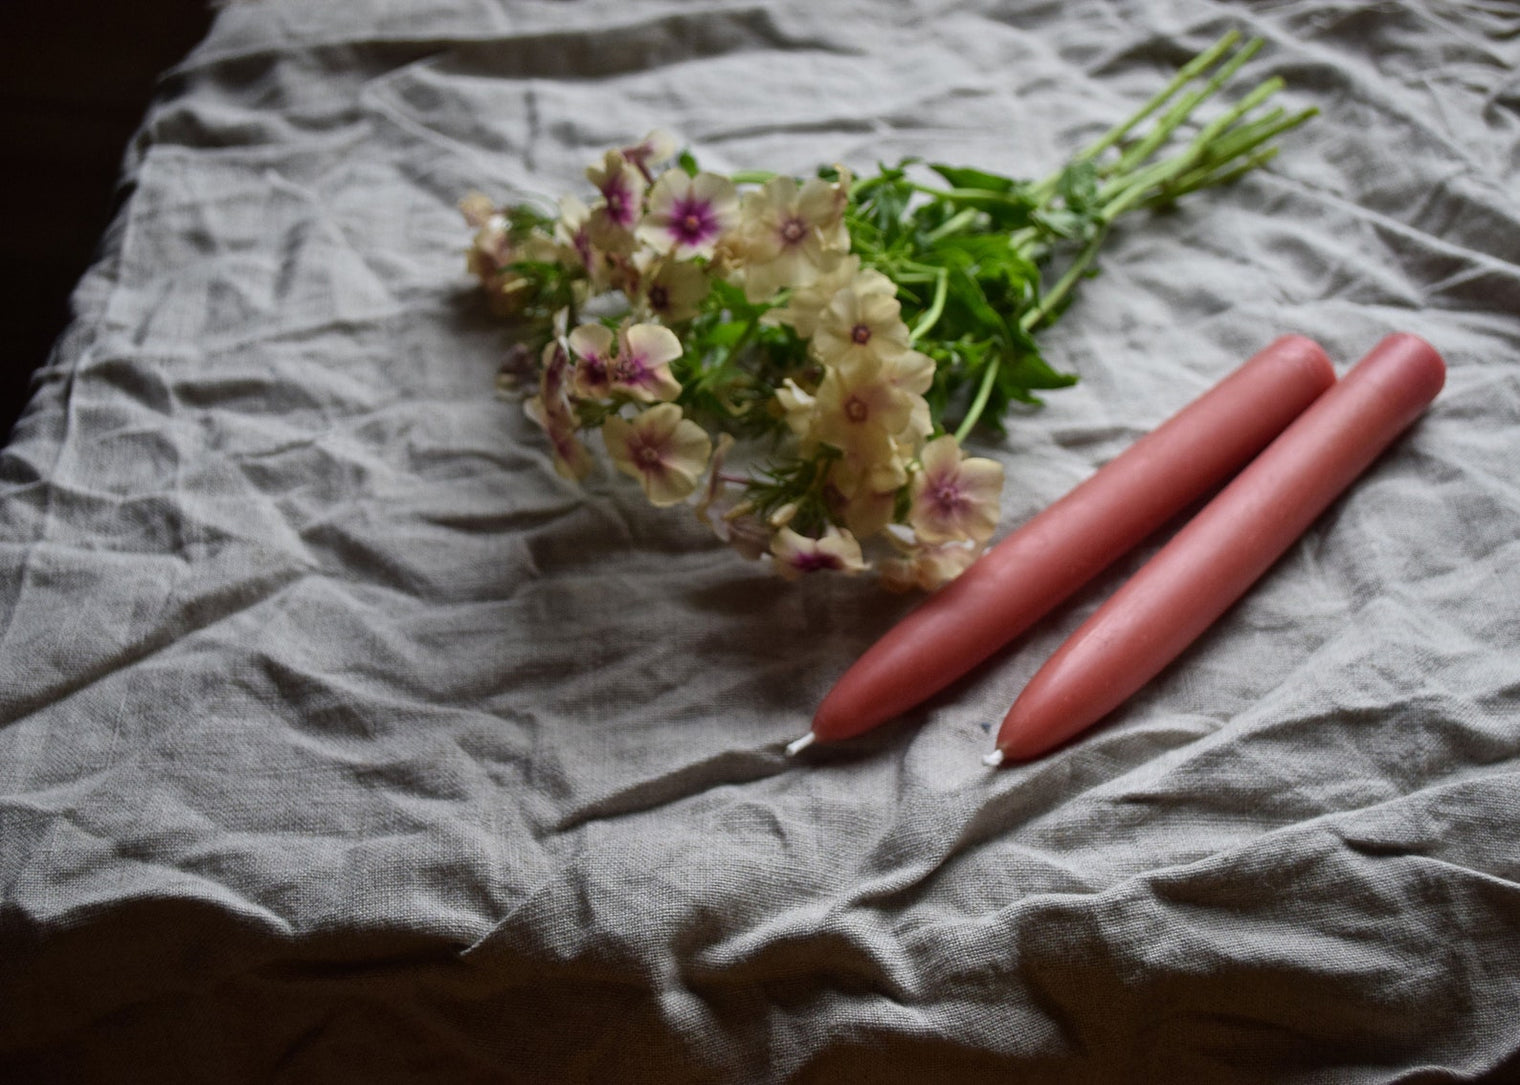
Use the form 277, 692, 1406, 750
789, 332, 1446, 764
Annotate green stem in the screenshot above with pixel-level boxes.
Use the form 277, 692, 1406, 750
729, 169, 778, 185
955, 357, 1000, 444
1106, 37, 1264, 180
1078, 30, 1242, 161
911, 268, 950, 343
954, 221, 1110, 443
1029, 29, 1244, 203
1020, 222, 1110, 332
923, 206, 980, 242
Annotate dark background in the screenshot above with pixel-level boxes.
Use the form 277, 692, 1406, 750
0, 1, 213, 443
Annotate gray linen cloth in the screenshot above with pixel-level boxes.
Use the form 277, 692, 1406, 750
2, 0, 1518, 1080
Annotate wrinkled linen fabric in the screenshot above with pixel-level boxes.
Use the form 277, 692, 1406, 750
3, 0, 1519, 1080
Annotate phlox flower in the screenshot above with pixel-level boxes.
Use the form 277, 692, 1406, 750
775, 378, 819, 449
604, 403, 713, 507
878, 539, 982, 592
524, 342, 594, 481
586, 151, 645, 231
638, 170, 737, 259
638, 257, 709, 323
556, 195, 623, 293
734, 172, 852, 302
585, 151, 644, 255
695, 435, 776, 562
458, 191, 496, 230
813, 353, 920, 463
568, 322, 683, 403
770, 526, 868, 580
461, 195, 511, 281
908, 435, 1004, 544
811, 270, 913, 370
766, 253, 859, 339
620, 129, 678, 182
823, 457, 900, 540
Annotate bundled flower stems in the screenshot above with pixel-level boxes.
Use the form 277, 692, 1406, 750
461, 31, 1315, 587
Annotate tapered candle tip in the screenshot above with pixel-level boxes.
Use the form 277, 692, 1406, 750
785, 732, 817, 757
982, 748, 1006, 768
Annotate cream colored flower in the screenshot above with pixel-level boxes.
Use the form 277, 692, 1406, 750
878, 540, 982, 592
770, 526, 868, 580
525, 394, 594, 481
813, 354, 917, 461
774, 378, 819, 449
604, 403, 712, 507
556, 195, 621, 292
766, 253, 860, 339
586, 151, 645, 230
811, 270, 912, 369
639, 257, 709, 323
524, 342, 593, 481
908, 435, 1004, 544
584, 150, 644, 255
733, 172, 851, 302
824, 457, 900, 540
638, 170, 738, 259
620, 130, 678, 181
568, 322, 682, 403
458, 191, 496, 229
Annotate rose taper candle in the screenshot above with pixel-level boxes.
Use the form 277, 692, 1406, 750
987, 332, 1446, 765
792, 335, 1336, 754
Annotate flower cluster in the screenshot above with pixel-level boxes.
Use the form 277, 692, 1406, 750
459, 33, 1311, 589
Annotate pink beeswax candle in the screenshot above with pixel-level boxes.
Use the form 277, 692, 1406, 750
795, 336, 1336, 754
988, 332, 1446, 765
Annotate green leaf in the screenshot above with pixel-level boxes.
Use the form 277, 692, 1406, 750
928, 164, 1018, 193
997, 345, 1079, 399
1057, 159, 1099, 211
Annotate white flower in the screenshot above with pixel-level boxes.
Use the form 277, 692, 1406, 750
908, 435, 1004, 544
766, 253, 860, 339
810, 271, 913, 369
568, 322, 683, 403
638, 170, 738, 259
638, 257, 709, 323
604, 403, 712, 507
770, 526, 867, 580
524, 342, 593, 481
879, 540, 982, 592
775, 378, 819, 448
733, 172, 851, 302
620, 129, 679, 182
813, 354, 918, 461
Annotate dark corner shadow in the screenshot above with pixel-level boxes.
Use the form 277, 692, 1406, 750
0, 896, 509, 1081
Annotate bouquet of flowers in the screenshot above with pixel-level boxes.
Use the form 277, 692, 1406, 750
460, 32, 1312, 589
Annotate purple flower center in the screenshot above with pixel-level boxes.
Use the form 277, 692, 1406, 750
793, 550, 842, 573
780, 217, 807, 245
603, 177, 638, 228
851, 323, 872, 345
636, 444, 663, 468
614, 350, 651, 388
581, 355, 610, 386
844, 395, 869, 423
648, 284, 670, 312
669, 195, 721, 248
930, 477, 965, 513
